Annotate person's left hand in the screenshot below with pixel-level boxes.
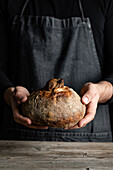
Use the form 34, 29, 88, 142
67, 82, 99, 129
67, 81, 113, 129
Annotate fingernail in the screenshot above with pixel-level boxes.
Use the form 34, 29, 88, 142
83, 96, 89, 104
80, 123, 86, 127
27, 119, 31, 125
80, 123, 83, 127
83, 124, 86, 127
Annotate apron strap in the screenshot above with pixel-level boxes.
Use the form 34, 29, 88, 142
20, 0, 86, 22
78, 0, 86, 22
20, 0, 29, 18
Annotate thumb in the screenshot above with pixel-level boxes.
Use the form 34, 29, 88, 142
14, 87, 28, 103
14, 92, 28, 103
82, 92, 93, 105
18, 95, 27, 103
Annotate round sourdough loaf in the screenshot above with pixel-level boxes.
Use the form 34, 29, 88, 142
22, 79, 86, 128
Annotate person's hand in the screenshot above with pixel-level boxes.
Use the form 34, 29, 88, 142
4, 86, 48, 129
67, 81, 113, 129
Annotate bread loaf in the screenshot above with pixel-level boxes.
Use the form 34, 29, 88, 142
22, 79, 86, 128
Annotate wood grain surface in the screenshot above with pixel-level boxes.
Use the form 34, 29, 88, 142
0, 141, 113, 170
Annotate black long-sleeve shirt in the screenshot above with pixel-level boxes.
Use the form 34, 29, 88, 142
0, 0, 113, 98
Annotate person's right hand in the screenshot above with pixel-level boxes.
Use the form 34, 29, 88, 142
4, 86, 48, 129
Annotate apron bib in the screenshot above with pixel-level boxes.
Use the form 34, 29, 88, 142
1, 0, 112, 141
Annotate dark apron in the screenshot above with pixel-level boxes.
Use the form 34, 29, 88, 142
1, 0, 112, 141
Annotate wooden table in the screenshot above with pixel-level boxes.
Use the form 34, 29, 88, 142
0, 141, 113, 170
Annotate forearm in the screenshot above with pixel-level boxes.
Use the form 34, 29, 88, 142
95, 81, 113, 103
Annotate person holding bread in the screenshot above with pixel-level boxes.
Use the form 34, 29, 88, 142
0, 0, 113, 141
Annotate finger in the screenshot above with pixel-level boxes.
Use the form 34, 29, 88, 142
64, 123, 81, 129
15, 93, 28, 103
82, 96, 89, 105
14, 88, 28, 103
78, 99, 98, 127
15, 86, 30, 95
81, 83, 99, 105
11, 97, 31, 126
82, 89, 96, 105
68, 124, 81, 129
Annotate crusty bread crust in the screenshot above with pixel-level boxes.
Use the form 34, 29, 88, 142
22, 79, 86, 128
